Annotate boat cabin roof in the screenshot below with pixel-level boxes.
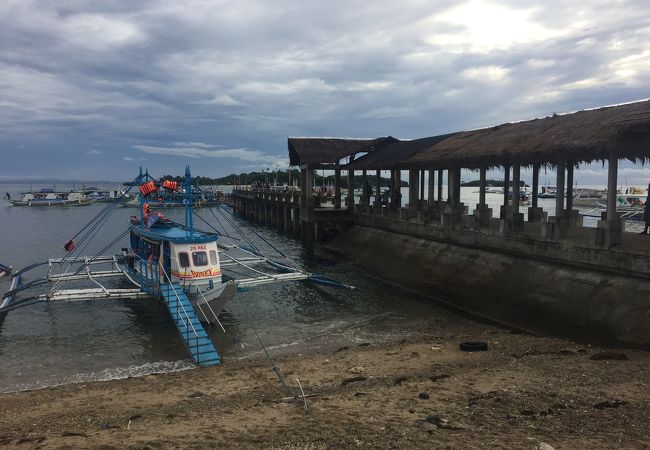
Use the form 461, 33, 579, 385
129, 217, 218, 244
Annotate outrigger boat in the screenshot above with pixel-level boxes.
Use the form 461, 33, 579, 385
6, 188, 94, 206
0, 167, 352, 367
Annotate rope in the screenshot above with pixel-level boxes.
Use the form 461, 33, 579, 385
240, 292, 292, 396
216, 204, 305, 272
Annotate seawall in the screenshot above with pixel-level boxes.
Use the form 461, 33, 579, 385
328, 225, 650, 347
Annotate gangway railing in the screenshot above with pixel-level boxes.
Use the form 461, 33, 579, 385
171, 256, 226, 332
133, 255, 203, 363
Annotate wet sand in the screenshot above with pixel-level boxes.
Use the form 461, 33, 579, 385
1, 327, 649, 449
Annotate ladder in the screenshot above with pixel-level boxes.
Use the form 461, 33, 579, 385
159, 283, 221, 366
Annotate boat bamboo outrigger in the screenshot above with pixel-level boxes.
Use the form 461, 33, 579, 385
0, 166, 353, 367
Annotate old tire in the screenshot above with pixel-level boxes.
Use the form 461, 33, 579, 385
459, 341, 488, 352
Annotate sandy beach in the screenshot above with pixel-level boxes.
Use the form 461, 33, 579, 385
1, 326, 649, 449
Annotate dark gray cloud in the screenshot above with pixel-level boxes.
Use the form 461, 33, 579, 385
1, 0, 649, 182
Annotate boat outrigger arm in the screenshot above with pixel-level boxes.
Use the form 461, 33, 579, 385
0, 166, 354, 368
0, 248, 353, 314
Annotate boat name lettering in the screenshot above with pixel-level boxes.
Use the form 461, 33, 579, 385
192, 268, 215, 277
189, 245, 207, 251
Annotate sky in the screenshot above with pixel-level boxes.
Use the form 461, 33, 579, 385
1, 0, 649, 184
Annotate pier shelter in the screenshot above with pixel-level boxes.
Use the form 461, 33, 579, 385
230, 100, 650, 345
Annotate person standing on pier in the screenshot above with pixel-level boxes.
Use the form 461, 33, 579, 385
642, 183, 650, 234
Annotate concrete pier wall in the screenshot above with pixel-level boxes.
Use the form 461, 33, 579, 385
329, 225, 650, 347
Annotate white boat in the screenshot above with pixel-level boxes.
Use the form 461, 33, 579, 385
538, 186, 557, 198
572, 188, 607, 206
1, 166, 353, 367
82, 187, 132, 203
6, 189, 94, 206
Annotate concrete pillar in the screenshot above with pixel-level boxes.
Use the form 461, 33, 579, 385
347, 168, 354, 210
293, 208, 299, 235
555, 161, 565, 219
502, 164, 510, 219
375, 170, 381, 206
566, 162, 574, 211
512, 163, 520, 217
333, 168, 341, 209
474, 166, 491, 227
592, 154, 622, 247
442, 167, 462, 227
420, 170, 425, 203
302, 168, 315, 256
409, 169, 419, 210
532, 164, 539, 209
437, 169, 443, 203
283, 206, 290, 233
528, 163, 545, 223
428, 169, 435, 206
479, 166, 486, 206
277, 205, 283, 231
607, 156, 618, 222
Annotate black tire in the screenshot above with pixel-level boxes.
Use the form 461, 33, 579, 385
459, 341, 488, 352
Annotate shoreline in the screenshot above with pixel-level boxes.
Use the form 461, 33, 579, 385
1, 328, 649, 449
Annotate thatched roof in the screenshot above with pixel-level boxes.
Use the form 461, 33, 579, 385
403, 100, 650, 169
287, 100, 650, 170
287, 137, 396, 166
346, 133, 458, 170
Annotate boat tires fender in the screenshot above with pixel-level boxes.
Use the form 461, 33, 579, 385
459, 341, 488, 352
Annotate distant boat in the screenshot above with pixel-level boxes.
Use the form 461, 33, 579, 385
572, 188, 606, 206
538, 186, 556, 198
81, 186, 133, 203
6, 189, 94, 206
0, 263, 11, 279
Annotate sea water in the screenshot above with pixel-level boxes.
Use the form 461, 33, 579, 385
0, 183, 472, 393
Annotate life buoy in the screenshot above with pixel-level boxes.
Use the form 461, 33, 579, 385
139, 181, 158, 197
162, 180, 179, 191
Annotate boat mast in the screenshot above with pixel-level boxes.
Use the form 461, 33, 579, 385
139, 167, 146, 227
185, 165, 193, 235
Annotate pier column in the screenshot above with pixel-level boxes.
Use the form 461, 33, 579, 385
555, 161, 565, 219
347, 166, 354, 210
301, 166, 316, 256
565, 162, 581, 226
593, 154, 622, 247
566, 163, 574, 211
442, 167, 462, 227
528, 163, 545, 223
277, 204, 284, 231
420, 170, 425, 207
428, 169, 435, 207
409, 170, 419, 211
501, 164, 510, 219
283, 205, 290, 233
510, 163, 523, 231
374, 170, 382, 206
541, 161, 567, 240
334, 168, 341, 209
437, 169, 443, 204
474, 166, 491, 226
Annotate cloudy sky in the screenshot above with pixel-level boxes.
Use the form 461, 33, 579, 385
1, 0, 649, 183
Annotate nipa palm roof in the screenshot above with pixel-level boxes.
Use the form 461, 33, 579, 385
287, 100, 650, 170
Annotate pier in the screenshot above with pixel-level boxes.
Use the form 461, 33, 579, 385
230, 100, 650, 345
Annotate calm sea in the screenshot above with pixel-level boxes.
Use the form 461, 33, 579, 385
0, 182, 640, 393
0, 183, 472, 393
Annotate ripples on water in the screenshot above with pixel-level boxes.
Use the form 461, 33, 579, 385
0, 184, 473, 393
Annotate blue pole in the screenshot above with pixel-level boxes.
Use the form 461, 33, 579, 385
139, 167, 145, 226
185, 166, 193, 235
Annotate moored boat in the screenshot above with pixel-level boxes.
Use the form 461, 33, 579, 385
1, 166, 353, 366
82, 186, 133, 203
6, 189, 94, 206
572, 188, 607, 206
